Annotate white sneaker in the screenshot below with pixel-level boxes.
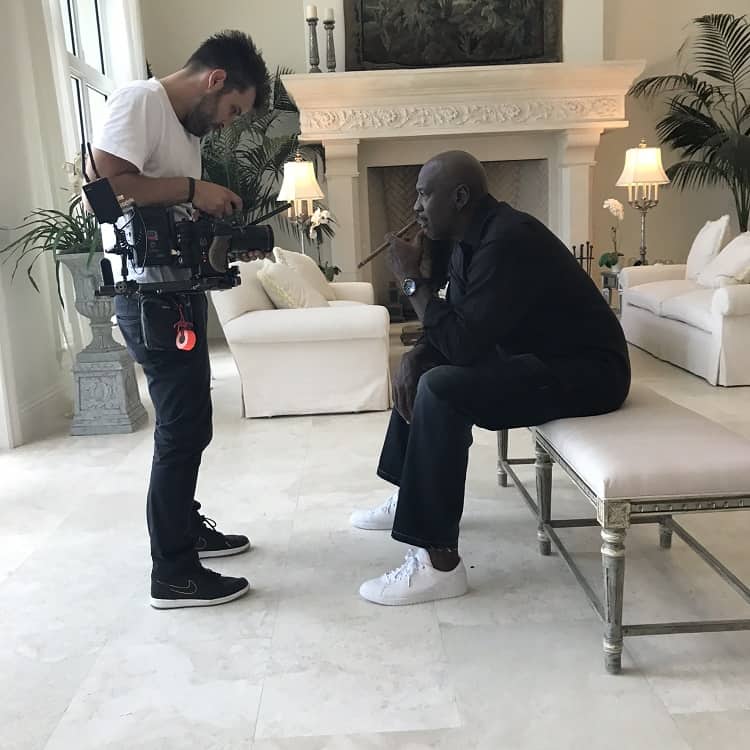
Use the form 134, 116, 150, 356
350, 490, 399, 530
359, 548, 469, 606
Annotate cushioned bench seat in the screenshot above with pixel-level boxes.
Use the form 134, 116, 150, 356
497, 385, 750, 674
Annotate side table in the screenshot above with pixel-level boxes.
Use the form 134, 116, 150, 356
600, 268, 622, 315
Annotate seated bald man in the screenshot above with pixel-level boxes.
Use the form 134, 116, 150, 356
352, 150, 631, 606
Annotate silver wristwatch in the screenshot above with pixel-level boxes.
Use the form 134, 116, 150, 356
401, 277, 425, 297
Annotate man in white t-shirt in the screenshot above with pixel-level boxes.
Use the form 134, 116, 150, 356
90, 31, 269, 609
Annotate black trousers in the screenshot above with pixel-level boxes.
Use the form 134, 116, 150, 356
115, 293, 212, 579
378, 352, 628, 549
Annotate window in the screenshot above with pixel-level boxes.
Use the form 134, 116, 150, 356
58, 0, 115, 148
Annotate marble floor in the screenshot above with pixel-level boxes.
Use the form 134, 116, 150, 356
2, 342, 750, 749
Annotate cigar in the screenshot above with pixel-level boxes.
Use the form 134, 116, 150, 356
357, 219, 419, 269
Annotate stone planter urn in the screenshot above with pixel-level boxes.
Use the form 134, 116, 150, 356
58, 252, 147, 436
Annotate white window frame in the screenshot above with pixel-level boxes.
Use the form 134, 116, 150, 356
47, 0, 145, 161
60, 0, 116, 150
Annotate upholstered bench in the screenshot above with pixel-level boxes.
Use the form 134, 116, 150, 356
497, 385, 750, 674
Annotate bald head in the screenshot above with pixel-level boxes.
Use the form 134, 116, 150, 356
424, 151, 489, 199
413, 150, 489, 241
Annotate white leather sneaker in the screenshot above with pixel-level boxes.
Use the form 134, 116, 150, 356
350, 490, 399, 530
359, 548, 469, 606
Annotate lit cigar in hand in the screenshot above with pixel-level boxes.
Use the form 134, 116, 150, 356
357, 219, 419, 269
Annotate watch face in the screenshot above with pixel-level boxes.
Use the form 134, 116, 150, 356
402, 278, 417, 296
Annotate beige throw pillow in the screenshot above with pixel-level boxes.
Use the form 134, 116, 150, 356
257, 259, 330, 309
210, 259, 274, 325
686, 215, 730, 280
696, 232, 750, 288
273, 246, 335, 301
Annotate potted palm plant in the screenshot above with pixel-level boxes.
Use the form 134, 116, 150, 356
628, 13, 750, 232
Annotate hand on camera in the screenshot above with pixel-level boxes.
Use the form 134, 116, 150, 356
192, 181, 243, 217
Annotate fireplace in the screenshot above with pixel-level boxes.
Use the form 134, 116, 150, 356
282, 59, 645, 283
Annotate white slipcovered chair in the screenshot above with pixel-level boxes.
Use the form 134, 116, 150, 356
211, 259, 392, 417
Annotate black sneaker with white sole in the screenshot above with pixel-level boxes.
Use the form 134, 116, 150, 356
150, 568, 250, 609
194, 512, 251, 559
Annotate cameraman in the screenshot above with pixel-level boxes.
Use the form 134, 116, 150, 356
90, 31, 269, 608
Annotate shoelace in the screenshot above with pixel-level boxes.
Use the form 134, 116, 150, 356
374, 492, 398, 517
199, 514, 218, 532
384, 548, 424, 585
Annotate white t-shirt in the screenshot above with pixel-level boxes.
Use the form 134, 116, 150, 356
92, 78, 201, 283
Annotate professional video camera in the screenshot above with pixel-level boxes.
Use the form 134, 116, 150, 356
82, 176, 281, 298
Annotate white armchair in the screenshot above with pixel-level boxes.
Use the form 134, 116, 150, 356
211, 262, 392, 417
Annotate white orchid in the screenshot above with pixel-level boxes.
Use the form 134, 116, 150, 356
603, 198, 625, 222
308, 208, 333, 239
603, 198, 625, 254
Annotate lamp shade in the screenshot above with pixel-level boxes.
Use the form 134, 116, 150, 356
616, 140, 670, 186
277, 159, 324, 201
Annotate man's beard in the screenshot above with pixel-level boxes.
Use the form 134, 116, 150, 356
183, 93, 220, 137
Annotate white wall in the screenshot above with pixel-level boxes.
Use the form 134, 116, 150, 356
140, 1, 748, 269
0, 0, 73, 446
142, 0, 308, 78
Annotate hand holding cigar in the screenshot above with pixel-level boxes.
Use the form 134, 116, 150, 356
357, 219, 419, 269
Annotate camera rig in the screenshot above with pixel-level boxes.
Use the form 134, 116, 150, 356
82, 175, 286, 298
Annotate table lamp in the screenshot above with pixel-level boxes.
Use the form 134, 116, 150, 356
616, 139, 670, 265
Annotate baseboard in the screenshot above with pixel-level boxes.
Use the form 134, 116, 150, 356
17, 379, 71, 444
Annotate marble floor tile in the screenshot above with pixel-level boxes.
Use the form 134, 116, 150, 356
255, 665, 461, 740
672, 709, 750, 749
441, 621, 691, 750
251, 728, 472, 750
1, 343, 750, 748
44, 638, 267, 750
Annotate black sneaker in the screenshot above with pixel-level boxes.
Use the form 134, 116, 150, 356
150, 568, 250, 609
194, 512, 251, 559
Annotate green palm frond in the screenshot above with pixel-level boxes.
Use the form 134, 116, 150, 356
654, 100, 723, 155
201, 67, 335, 241
629, 13, 750, 231
691, 14, 750, 89
666, 159, 727, 190
628, 73, 718, 107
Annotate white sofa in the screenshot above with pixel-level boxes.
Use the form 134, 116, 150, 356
620, 263, 750, 386
211, 260, 392, 417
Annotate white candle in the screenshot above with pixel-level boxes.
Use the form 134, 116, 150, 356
306, 5, 318, 19
324, 8, 334, 22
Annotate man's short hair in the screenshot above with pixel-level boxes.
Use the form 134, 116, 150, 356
186, 30, 270, 110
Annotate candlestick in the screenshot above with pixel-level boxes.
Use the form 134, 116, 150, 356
324, 18, 336, 73
307, 16, 321, 73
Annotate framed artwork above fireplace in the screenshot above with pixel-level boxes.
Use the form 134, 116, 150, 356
343, 0, 563, 71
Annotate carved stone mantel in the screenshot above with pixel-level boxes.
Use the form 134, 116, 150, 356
282, 61, 645, 282
285, 62, 644, 140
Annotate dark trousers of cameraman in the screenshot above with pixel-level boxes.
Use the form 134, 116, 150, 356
115, 293, 211, 580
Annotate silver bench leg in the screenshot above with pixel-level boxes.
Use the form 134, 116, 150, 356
497, 429, 509, 487
601, 527, 627, 674
535, 441, 553, 556
659, 517, 673, 549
